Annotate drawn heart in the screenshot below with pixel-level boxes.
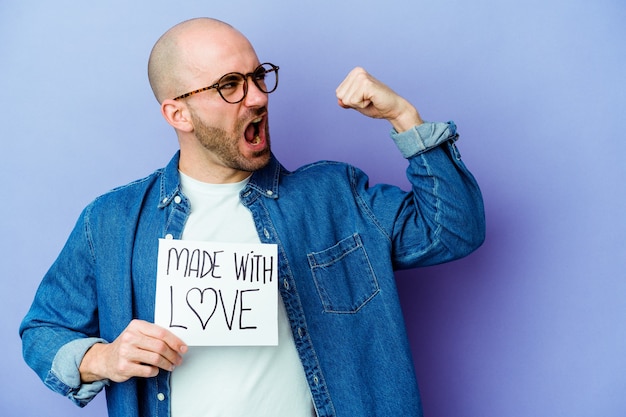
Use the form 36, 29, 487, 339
186, 287, 218, 330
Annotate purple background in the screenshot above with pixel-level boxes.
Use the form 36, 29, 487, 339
2, 1, 625, 416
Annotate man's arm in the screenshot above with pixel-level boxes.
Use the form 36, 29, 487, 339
20, 205, 188, 406
336, 66, 485, 267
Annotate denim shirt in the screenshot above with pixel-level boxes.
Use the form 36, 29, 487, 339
20, 122, 485, 417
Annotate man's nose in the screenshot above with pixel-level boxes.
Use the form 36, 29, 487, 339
243, 77, 267, 107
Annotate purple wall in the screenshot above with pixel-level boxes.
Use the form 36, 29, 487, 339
2, 1, 625, 416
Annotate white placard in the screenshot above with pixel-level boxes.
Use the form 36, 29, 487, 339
154, 239, 278, 346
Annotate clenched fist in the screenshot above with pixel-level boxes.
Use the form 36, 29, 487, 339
336, 67, 423, 133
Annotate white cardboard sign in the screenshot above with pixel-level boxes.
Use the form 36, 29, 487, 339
154, 239, 278, 346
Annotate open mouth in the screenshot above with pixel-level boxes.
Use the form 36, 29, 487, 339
244, 116, 264, 145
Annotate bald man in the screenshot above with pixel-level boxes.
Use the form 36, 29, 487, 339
21, 18, 485, 417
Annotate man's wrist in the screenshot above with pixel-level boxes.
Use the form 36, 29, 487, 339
388, 101, 423, 132
79, 342, 108, 383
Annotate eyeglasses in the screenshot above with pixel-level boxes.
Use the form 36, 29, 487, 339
172, 62, 279, 103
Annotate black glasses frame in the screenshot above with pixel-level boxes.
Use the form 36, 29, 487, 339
172, 62, 279, 103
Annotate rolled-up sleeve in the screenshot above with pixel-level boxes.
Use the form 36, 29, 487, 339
391, 121, 458, 158
45, 337, 109, 407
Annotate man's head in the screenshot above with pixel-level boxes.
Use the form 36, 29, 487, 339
148, 18, 274, 183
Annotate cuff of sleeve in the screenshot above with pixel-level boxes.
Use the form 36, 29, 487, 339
47, 337, 109, 407
391, 121, 458, 158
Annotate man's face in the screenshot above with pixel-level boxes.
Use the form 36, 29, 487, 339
178, 27, 274, 177
187, 99, 272, 173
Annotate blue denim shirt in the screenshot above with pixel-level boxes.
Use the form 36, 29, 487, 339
20, 122, 485, 417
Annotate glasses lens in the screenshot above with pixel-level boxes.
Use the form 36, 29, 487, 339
217, 73, 247, 103
253, 64, 278, 94
216, 64, 279, 103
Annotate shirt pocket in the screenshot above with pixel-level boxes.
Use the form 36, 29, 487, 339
307, 233, 380, 314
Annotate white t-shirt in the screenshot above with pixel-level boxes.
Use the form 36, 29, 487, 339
170, 172, 314, 417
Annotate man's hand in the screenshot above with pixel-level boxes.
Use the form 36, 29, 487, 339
79, 319, 187, 383
335, 67, 423, 133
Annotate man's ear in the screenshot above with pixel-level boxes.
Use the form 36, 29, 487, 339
161, 99, 194, 132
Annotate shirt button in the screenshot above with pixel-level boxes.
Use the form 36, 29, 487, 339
174, 195, 182, 204
157, 393, 165, 401
263, 228, 270, 239
297, 328, 304, 338
165, 234, 173, 240
283, 279, 290, 290
313, 375, 319, 385
266, 190, 273, 196
162, 198, 168, 204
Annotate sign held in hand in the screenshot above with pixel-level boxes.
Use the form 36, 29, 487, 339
154, 239, 278, 346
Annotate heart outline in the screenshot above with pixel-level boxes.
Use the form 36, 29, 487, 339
186, 287, 218, 330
